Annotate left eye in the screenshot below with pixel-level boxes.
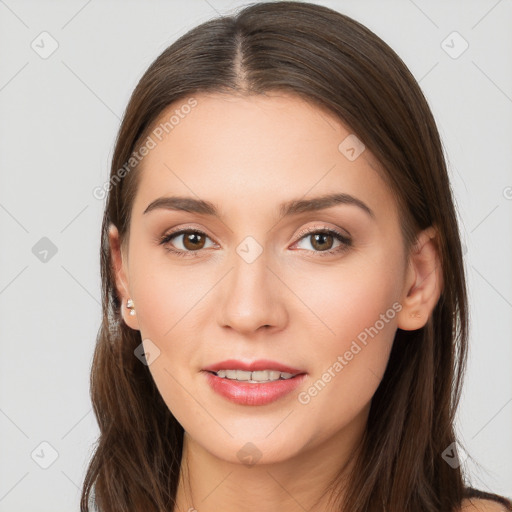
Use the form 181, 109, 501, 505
293, 228, 352, 254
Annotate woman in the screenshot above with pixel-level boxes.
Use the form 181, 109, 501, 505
81, 2, 511, 511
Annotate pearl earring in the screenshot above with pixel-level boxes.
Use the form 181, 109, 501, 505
126, 298, 136, 316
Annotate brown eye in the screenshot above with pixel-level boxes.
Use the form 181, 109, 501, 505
310, 232, 335, 251
293, 227, 352, 256
182, 231, 206, 250
159, 229, 216, 256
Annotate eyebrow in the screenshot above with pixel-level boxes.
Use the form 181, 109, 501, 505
143, 193, 375, 219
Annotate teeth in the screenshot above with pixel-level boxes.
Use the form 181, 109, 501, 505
215, 369, 296, 382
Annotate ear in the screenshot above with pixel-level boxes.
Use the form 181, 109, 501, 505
108, 224, 140, 331
396, 226, 444, 331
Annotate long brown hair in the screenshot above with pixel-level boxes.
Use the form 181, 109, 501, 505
81, 2, 511, 510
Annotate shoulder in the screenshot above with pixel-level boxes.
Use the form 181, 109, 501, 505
460, 497, 511, 512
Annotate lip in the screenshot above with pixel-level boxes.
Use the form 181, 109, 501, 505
202, 359, 305, 374
203, 371, 307, 406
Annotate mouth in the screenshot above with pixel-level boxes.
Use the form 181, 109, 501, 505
202, 358, 306, 376
201, 359, 307, 406
205, 369, 302, 383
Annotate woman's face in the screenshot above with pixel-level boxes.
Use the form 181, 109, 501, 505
111, 92, 419, 466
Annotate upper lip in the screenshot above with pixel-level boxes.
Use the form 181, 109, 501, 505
202, 359, 306, 375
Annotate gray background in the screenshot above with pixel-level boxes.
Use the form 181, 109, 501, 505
0, 0, 511, 510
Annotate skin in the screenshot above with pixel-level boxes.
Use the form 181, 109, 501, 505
460, 501, 509, 512
109, 92, 445, 511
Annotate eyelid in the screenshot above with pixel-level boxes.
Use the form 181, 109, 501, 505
159, 223, 350, 241
157, 224, 218, 250
294, 224, 351, 241
159, 224, 216, 241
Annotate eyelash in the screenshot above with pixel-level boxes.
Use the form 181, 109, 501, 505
158, 225, 352, 258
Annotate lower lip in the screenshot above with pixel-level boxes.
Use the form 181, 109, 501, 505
202, 371, 307, 406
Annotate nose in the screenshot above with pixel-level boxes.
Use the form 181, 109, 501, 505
216, 250, 288, 335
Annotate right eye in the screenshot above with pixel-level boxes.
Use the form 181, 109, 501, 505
159, 229, 217, 257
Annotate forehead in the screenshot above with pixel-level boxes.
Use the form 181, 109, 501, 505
132, 92, 396, 221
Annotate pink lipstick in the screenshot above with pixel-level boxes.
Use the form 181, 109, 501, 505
202, 359, 307, 406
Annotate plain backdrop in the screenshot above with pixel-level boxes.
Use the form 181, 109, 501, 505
0, 0, 511, 510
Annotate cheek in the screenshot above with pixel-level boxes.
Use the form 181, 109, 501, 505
129, 242, 212, 340
132, 266, 205, 426
292, 256, 401, 418
293, 252, 402, 347
127, 249, 217, 419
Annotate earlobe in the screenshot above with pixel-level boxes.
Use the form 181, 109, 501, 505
396, 226, 443, 331
108, 224, 140, 330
